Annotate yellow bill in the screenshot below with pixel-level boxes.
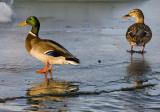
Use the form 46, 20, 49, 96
18, 21, 28, 27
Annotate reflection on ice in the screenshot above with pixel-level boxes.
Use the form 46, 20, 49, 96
127, 54, 151, 76
27, 79, 79, 96
126, 54, 152, 88
26, 79, 79, 112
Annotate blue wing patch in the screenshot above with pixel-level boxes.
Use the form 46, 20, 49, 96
44, 50, 61, 57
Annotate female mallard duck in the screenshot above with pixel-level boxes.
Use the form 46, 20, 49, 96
123, 9, 152, 53
18, 16, 80, 81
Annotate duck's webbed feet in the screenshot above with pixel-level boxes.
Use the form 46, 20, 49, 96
127, 50, 136, 53
136, 45, 146, 54
36, 62, 53, 82
136, 50, 146, 54
127, 45, 146, 54
36, 62, 49, 74
127, 45, 136, 53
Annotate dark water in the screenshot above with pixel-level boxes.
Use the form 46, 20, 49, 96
0, 0, 160, 112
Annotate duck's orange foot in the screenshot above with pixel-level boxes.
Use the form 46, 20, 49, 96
36, 68, 48, 74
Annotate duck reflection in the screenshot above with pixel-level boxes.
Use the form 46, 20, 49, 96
122, 54, 153, 112
26, 79, 79, 112
126, 54, 152, 88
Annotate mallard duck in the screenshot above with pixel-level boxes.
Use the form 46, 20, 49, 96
123, 9, 152, 53
18, 16, 80, 81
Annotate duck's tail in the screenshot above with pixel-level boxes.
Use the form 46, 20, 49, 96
66, 57, 80, 65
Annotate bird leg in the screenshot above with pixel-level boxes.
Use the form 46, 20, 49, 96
141, 44, 145, 53
127, 45, 135, 53
36, 62, 49, 74
131, 45, 134, 52
44, 73, 49, 83
48, 64, 53, 80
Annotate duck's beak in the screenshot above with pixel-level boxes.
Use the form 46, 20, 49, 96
122, 14, 130, 19
18, 21, 28, 27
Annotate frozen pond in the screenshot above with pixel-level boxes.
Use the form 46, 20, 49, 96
0, 0, 160, 111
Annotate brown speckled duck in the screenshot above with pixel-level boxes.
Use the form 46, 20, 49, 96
18, 16, 80, 81
123, 9, 152, 53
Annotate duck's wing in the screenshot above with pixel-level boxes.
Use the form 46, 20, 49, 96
42, 39, 74, 56
34, 39, 79, 63
126, 24, 152, 44
127, 25, 151, 37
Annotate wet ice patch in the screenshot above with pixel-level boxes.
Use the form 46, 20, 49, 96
0, 103, 25, 112
0, 2, 13, 23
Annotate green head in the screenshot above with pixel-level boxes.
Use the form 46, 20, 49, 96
26, 16, 40, 27
18, 16, 40, 36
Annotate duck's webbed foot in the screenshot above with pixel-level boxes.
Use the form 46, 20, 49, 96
127, 50, 136, 53
127, 50, 146, 54
36, 62, 49, 74
140, 45, 146, 54
127, 45, 136, 53
36, 68, 48, 74
36, 62, 53, 82
127, 45, 146, 54
137, 50, 146, 54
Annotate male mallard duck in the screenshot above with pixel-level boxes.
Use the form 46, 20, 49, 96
18, 16, 80, 81
123, 9, 152, 53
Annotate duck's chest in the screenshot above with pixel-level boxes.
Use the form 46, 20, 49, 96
25, 34, 35, 52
